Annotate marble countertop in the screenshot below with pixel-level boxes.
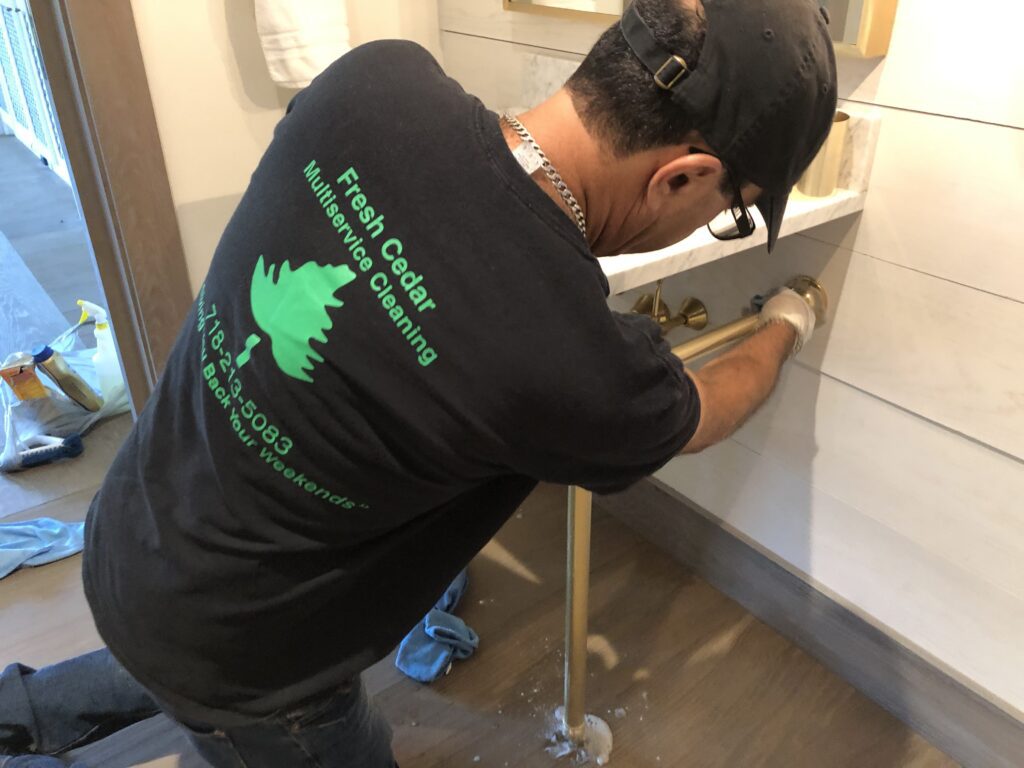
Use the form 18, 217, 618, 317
599, 187, 866, 295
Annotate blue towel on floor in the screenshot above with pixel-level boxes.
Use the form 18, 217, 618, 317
395, 570, 480, 683
0, 518, 85, 580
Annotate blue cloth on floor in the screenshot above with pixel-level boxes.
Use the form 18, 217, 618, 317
395, 570, 480, 683
0, 518, 85, 580
433, 569, 467, 614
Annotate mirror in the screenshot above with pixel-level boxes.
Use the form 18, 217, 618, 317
504, 0, 897, 57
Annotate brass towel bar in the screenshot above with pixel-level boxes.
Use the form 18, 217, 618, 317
561, 275, 828, 746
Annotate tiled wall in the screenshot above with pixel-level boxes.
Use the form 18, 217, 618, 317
441, 0, 1024, 721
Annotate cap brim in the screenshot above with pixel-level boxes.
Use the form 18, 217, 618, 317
756, 190, 790, 253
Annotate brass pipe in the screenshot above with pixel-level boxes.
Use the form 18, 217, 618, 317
560, 275, 827, 748
671, 275, 829, 363
671, 314, 761, 363
563, 485, 593, 743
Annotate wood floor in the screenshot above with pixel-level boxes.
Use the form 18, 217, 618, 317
0, 483, 957, 767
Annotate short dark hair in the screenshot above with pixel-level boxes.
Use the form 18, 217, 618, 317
566, 0, 707, 157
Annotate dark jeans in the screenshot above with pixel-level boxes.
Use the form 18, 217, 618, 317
177, 678, 396, 768
0, 649, 158, 763
0, 649, 397, 767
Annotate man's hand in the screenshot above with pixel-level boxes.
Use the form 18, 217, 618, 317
680, 288, 819, 454
760, 287, 817, 354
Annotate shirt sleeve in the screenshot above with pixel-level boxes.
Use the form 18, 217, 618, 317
506, 311, 701, 495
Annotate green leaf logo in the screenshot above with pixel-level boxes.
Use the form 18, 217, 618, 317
248, 255, 357, 383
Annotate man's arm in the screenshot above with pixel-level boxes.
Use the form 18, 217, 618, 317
680, 289, 815, 454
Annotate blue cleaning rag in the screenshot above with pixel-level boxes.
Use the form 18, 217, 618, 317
0, 518, 86, 580
395, 569, 480, 683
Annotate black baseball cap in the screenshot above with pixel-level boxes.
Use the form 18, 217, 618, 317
621, 0, 838, 251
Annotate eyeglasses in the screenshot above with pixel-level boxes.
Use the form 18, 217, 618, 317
702, 156, 757, 242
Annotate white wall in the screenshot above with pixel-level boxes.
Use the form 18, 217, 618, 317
441, 0, 1024, 723
130, 0, 442, 294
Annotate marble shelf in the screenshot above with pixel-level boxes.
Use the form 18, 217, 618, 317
506, 53, 881, 296
599, 187, 866, 295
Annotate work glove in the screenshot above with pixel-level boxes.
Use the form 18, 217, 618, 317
760, 287, 817, 355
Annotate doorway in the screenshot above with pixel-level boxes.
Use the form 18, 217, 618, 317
0, 0, 190, 521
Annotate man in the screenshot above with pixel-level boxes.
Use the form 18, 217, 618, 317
1, 0, 835, 765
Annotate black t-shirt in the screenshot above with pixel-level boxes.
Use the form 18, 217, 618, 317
83, 41, 700, 725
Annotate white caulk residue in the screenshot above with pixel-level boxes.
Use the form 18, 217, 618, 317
545, 706, 613, 765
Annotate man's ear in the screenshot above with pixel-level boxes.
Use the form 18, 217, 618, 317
647, 150, 724, 210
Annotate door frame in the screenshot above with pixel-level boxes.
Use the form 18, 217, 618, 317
29, 0, 192, 413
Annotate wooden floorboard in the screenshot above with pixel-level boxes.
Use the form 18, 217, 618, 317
601, 478, 1024, 768
3, 484, 957, 767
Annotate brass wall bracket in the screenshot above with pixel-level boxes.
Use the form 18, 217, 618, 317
631, 280, 709, 333
671, 275, 829, 363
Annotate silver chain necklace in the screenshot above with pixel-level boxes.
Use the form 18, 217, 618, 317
501, 112, 587, 239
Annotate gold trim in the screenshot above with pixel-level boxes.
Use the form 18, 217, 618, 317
856, 0, 899, 57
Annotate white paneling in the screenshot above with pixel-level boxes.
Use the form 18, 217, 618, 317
811, 250, 1024, 461
838, 0, 1024, 129
440, 0, 607, 55
733, 364, 1024, 603
444, 0, 1024, 129
655, 433, 1024, 719
441, 31, 581, 111
803, 102, 1024, 303
619, 233, 1024, 461
448, 0, 1024, 128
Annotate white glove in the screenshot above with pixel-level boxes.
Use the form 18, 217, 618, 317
760, 287, 817, 355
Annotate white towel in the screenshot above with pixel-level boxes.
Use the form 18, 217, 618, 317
255, 0, 351, 89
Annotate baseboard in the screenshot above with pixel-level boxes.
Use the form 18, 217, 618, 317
597, 478, 1024, 768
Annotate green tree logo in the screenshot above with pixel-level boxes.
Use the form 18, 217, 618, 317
242, 255, 357, 383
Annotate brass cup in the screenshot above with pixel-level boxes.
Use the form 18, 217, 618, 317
631, 284, 709, 332
796, 111, 850, 197
676, 297, 709, 331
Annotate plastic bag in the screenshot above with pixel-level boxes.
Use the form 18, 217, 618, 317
1, 321, 130, 472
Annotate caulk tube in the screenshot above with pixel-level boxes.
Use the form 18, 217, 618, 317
32, 345, 102, 412
0, 352, 49, 401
